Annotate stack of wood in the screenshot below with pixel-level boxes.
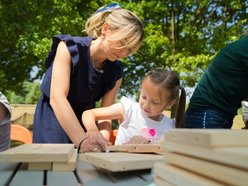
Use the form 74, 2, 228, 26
0, 144, 77, 171
79, 144, 165, 172
153, 129, 248, 186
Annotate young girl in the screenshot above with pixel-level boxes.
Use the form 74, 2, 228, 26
32, 3, 144, 152
82, 68, 186, 145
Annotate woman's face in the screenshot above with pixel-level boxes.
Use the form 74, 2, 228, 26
103, 39, 131, 61
101, 27, 132, 61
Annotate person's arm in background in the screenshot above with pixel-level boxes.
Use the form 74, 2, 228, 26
242, 101, 248, 129
50, 41, 108, 152
0, 103, 8, 122
0, 92, 12, 152
96, 78, 122, 140
82, 100, 125, 140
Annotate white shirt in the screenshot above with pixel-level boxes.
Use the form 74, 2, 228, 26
115, 96, 175, 145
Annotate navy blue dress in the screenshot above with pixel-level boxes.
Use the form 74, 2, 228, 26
33, 35, 123, 143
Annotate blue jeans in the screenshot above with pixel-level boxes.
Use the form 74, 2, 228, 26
185, 106, 234, 128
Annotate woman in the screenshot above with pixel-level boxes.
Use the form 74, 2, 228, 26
33, 3, 144, 153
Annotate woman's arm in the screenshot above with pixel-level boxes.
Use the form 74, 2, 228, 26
49, 41, 108, 153
50, 41, 86, 147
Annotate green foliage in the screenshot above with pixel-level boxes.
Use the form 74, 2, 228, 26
6, 81, 41, 104
0, 0, 247, 103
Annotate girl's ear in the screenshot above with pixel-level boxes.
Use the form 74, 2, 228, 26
166, 99, 177, 109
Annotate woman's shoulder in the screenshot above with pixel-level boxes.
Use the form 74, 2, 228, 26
52, 35, 93, 47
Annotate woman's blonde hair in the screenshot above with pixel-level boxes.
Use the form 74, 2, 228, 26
85, 5, 144, 54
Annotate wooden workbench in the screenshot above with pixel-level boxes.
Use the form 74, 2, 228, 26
0, 157, 154, 186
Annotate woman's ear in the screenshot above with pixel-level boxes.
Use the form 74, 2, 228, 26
101, 22, 110, 35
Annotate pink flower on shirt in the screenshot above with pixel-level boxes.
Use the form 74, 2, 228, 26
140, 128, 156, 141
149, 128, 156, 137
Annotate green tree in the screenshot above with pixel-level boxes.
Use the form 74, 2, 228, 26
120, 0, 247, 97
0, 0, 247, 103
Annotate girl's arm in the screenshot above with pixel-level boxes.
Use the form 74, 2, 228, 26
82, 101, 125, 135
94, 78, 122, 139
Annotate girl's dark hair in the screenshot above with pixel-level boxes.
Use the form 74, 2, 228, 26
145, 68, 186, 128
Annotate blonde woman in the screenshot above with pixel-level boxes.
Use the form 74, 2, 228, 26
33, 3, 144, 153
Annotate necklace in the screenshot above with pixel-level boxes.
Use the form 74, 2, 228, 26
91, 56, 104, 73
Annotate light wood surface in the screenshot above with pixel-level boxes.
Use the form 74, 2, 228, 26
164, 129, 248, 148
28, 162, 52, 171
154, 176, 175, 186
153, 163, 225, 186
108, 144, 165, 153
163, 151, 248, 186
79, 152, 164, 172
162, 140, 248, 170
0, 144, 74, 162
53, 149, 77, 171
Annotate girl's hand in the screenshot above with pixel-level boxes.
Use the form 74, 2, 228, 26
128, 135, 150, 144
78, 131, 109, 153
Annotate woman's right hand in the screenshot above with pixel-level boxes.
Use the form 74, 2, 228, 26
78, 131, 109, 153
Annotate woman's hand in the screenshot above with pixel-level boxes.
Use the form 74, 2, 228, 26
128, 135, 150, 144
78, 131, 110, 153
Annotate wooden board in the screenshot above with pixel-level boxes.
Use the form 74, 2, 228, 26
162, 141, 248, 170
79, 152, 164, 172
0, 144, 74, 162
53, 149, 77, 171
163, 151, 248, 186
28, 162, 52, 171
153, 163, 225, 186
76, 160, 153, 186
154, 176, 175, 186
164, 129, 248, 148
108, 144, 165, 154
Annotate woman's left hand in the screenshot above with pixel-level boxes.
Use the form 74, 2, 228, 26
79, 131, 110, 153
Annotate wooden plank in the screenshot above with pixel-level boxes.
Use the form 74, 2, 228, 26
46, 171, 78, 186
9, 163, 44, 186
163, 151, 248, 186
28, 162, 52, 170
53, 149, 77, 171
0, 144, 74, 162
107, 145, 130, 152
76, 160, 153, 186
162, 140, 248, 170
0, 163, 18, 186
153, 163, 225, 186
79, 152, 164, 172
154, 176, 175, 186
164, 129, 248, 148
108, 144, 165, 154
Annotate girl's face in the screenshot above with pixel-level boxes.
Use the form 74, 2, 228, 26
139, 77, 174, 121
